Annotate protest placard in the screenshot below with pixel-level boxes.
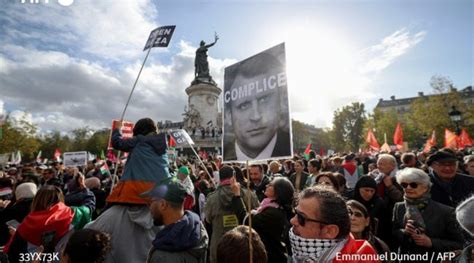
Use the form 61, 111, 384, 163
143, 25, 176, 51
63, 151, 88, 167
222, 43, 293, 162
107, 120, 134, 150
170, 129, 195, 146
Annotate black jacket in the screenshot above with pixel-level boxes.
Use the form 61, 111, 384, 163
0, 198, 32, 246
232, 197, 289, 263
429, 171, 474, 207
392, 199, 464, 260
289, 172, 309, 192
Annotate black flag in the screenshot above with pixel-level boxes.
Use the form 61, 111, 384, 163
143, 25, 176, 51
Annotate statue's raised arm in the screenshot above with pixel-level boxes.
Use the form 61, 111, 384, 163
193, 32, 219, 85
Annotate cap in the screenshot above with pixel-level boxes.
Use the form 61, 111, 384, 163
178, 166, 189, 176
426, 149, 458, 166
140, 177, 187, 204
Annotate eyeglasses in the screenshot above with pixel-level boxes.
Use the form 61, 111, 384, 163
400, 182, 418, 189
293, 208, 329, 226
348, 209, 365, 218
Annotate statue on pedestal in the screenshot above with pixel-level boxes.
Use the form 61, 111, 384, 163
192, 33, 219, 86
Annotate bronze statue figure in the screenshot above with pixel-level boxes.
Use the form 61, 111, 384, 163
192, 32, 219, 85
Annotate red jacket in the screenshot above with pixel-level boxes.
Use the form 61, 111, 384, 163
332, 234, 380, 263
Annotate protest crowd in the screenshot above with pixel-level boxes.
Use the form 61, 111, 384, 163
0, 117, 472, 263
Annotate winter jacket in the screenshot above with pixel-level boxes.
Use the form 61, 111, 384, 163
6, 202, 74, 263
392, 199, 464, 261
147, 211, 208, 263
203, 185, 259, 263
85, 205, 159, 263
0, 198, 32, 246
107, 129, 170, 205
232, 197, 289, 263
428, 171, 474, 207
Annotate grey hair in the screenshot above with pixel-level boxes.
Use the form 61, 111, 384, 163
396, 168, 432, 188
378, 154, 397, 166
464, 155, 474, 165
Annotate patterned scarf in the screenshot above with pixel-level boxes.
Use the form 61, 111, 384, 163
403, 192, 430, 230
289, 228, 345, 262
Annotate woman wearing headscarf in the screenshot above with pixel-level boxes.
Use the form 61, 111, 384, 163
352, 175, 390, 243
392, 168, 464, 261
231, 177, 295, 263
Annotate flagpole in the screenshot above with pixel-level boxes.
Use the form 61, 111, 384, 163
246, 160, 253, 263
188, 143, 213, 180
120, 47, 152, 121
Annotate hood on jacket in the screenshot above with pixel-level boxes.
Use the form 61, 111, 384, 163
17, 202, 74, 246
65, 188, 96, 212
217, 185, 235, 209
139, 132, 167, 156
152, 211, 204, 252
127, 205, 155, 229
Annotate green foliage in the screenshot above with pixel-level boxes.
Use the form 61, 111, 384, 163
291, 120, 332, 153
0, 113, 41, 160
331, 102, 366, 152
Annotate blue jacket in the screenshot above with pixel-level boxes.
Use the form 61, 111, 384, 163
107, 129, 170, 204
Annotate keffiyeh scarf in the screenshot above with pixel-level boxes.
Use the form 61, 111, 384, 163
289, 228, 346, 262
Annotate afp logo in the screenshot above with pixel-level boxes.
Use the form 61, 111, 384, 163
20, 0, 74, 7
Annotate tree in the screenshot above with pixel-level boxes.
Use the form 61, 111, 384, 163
332, 102, 366, 152
0, 113, 40, 160
38, 131, 72, 160
70, 127, 93, 151
86, 128, 111, 154
291, 120, 332, 154
409, 75, 473, 146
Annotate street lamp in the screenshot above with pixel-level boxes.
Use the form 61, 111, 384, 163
448, 106, 462, 135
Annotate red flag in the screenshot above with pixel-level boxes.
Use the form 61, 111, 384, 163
107, 149, 117, 163
169, 136, 177, 147
444, 129, 458, 149
53, 149, 61, 162
393, 123, 403, 149
458, 129, 473, 149
423, 130, 436, 153
366, 129, 380, 151
303, 144, 312, 160
319, 147, 325, 157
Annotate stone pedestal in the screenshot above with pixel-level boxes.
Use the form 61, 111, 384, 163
185, 83, 221, 129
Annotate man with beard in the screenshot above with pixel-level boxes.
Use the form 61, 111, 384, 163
144, 179, 208, 263
289, 186, 378, 262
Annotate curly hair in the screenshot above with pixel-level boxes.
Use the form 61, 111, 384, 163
63, 229, 111, 263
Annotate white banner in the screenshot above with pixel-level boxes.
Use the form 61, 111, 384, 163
63, 151, 88, 167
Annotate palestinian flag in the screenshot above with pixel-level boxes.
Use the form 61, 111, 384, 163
303, 144, 312, 160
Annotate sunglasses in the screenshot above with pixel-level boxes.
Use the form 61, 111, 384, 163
293, 208, 328, 226
348, 209, 365, 218
400, 182, 418, 189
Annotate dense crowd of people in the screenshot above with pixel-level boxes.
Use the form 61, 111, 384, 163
0, 118, 473, 262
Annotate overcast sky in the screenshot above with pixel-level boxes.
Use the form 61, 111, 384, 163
0, 0, 472, 133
